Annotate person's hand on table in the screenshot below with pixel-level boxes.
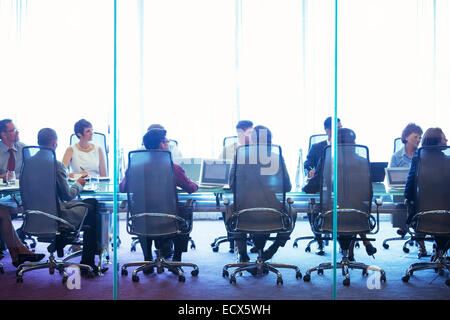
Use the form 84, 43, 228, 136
77, 176, 87, 187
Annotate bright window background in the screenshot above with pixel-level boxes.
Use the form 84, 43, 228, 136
0, 0, 113, 164
2, 0, 450, 184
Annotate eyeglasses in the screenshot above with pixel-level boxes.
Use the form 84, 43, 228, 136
5, 128, 18, 133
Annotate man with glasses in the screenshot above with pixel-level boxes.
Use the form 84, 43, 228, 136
0, 119, 26, 181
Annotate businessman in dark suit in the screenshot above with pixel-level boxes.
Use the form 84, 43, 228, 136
304, 117, 342, 179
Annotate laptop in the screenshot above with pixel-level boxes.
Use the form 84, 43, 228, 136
385, 167, 409, 189
370, 162, 388, 182
197, 159, 231, 189
179, 158, 202, 183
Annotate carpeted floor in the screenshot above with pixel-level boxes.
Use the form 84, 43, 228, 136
0, 215, 449, 300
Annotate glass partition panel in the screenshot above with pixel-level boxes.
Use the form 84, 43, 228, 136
337, 0, 450, 299
116, 0, 336, 301
0, 0, 114, 299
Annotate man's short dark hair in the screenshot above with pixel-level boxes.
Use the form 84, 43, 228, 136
338, 128, 356, 144
324, 117, 341, 130
0, 119, 12, 135
422, 127, 444, 147
236, 120, 253, 131
147, 124, 165, 132
38, 128, 58, 147
143, 129, 167, 150
401, 123, 423, 144
74, 119, 93, 138
252, 125, 272, 145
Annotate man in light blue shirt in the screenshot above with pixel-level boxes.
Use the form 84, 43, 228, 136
0, 119, 26, 180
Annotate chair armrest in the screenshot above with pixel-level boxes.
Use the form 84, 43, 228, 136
24, 210, 77, 231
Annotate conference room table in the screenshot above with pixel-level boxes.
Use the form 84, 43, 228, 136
0, 181, 407, 215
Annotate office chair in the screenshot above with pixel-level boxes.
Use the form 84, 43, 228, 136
393, 137, 403, 154
70, 132, 109, 173
211, 137, 254, 253
129, 156, 198, 253
120, 150, 199, 282
383, 137, 423, 256
302, 144, 386, 286
293, 133, 331, 255
222, 144, 302, 285
401, 146, 450, 286
16, 146, 94, 283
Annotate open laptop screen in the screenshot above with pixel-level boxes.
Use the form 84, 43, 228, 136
386, 167, 409, 187
200, 160, 231, 185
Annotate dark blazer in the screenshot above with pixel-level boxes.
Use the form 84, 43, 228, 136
304, 140, 328, 175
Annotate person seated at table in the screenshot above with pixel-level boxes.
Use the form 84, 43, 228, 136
0, 205, 45, 267
0, 119, 26, 181
147, 124, 183, 162
230, 125, 294, 263
389, 123, 424, 252
303, 128, 377, 261
404, 127, 449, 259
304, 116, 342, 179
119, 128, 198, 263
38, 128, 106, 275
62, 119, 107, 178
390, 123, 423, 168
219, 120, 253, 161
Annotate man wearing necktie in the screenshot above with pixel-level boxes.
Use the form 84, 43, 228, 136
0, 119, 26, 181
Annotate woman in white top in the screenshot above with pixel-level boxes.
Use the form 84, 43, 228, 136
62, 119, 107, 178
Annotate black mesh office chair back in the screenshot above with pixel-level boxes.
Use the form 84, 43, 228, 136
223, 136, 238, 147
308, 134, 328, 151
70, 132, 109, 172
394, 137, 403, 154
414, 146, 450, 235
232, 144, 288, 233
319, 144, 373, 235
20, 146, 60, 236
126, 149, 179, 237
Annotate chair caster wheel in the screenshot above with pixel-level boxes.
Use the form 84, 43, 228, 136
178, 275, 185, 282
157, 267, 164, 274
230, 276, 236, 284
121, 269, 128, 276
293, 243, 298, 248
191, 245, 196, 250
132, 275, 139, 282
303, 274, 311, 282
223, 270, 229, 277
343, 278, 350, 286
305, 247, 311, 253
191, 269, 199, 277
362, 269, 368, 276
62, 275, 68, 284
355, 242, 360, 248
0, 267, 4, 274
296, 271, 302, 279
16, 276, 23, 283
212, 247, 219, 252
438, 269, 444, 276
318, 269, 324, 275
380, 274, 386, 282
276, 277, 283, 285
30, 243, 36, 249
383, 243, 389, 249
130, 247, 136, 252
403, 247, 410, 253
402, 275, 410, 282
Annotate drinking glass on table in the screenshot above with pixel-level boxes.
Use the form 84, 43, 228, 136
6, 170, 16, 186
90, 175, 99, 191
